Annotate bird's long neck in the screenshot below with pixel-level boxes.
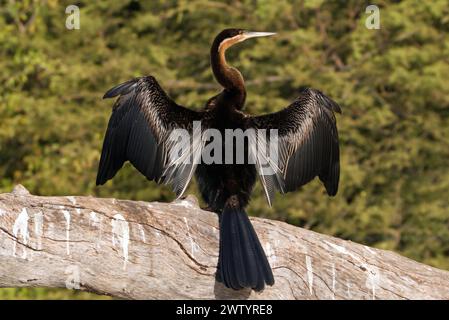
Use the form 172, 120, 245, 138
211, 41, 246, 108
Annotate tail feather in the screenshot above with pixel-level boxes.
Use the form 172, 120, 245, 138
241, 211, 274, 288
217, 204, 274, 291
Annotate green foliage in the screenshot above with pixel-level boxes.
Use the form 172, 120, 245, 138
0, 288, 110, 300
0, 0, 448, 298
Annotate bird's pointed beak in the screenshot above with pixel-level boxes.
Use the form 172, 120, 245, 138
242, 31, 276, 40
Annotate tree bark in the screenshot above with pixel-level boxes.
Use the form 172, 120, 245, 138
0, 185, 448, 300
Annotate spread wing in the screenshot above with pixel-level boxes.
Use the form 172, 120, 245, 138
245, 88, 341, 206
96, 76, 205, 197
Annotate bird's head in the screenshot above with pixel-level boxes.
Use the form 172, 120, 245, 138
214, 28, 276, 53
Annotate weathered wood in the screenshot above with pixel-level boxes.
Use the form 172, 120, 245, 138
0, 185, 448, 300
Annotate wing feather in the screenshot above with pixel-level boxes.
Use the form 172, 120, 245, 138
97, 76, 205, 197
245, 88, 341, 205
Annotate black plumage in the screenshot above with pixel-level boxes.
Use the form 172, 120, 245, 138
97, 76, 204, 196
246, 87, 341, 204
97, 28, 341, 291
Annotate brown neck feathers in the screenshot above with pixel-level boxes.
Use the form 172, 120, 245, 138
211, 36, 246, 107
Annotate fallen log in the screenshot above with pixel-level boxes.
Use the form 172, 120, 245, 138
0, 184, 448, 299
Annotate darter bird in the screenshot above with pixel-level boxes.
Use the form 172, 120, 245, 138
97, 28, 341, 291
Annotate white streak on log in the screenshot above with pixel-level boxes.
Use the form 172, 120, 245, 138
183, 217, 199, 258
365, 246, 377, 255
324, 240, 358, 261
111, 214, 129, 270
34, 211, 43, 250
90, 211, 101, 249
365, 265, 380, 300
61, 210, 71, 255
138, 224, 146, 243
65, 265, 81, 290
90, 211, 99, 227
175, 200, 195, 209
305, 255, 313, 295
65, 198, 81, 214
265, 242, 277, 267
325, 240, 381, 300
12, 208, 29, 259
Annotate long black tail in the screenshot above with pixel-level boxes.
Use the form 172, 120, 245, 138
216, 203, 274, 291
